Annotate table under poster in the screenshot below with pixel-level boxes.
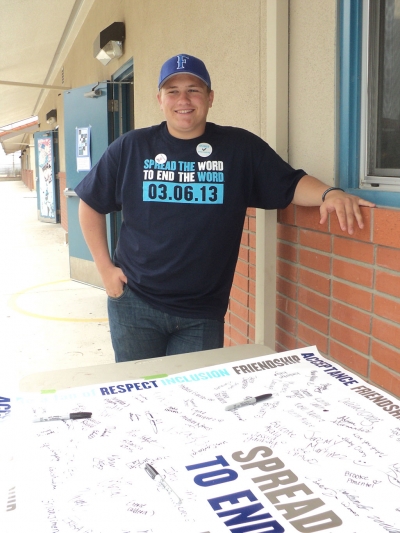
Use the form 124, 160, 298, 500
2, 346, 400, 532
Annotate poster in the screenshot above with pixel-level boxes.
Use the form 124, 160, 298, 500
4, 346, 400, 532
37, 136, 56, 219
76, 126, 91, 171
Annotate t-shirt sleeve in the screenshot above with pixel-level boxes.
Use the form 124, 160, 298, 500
74, 140, 122, 214
247, 135, 307, 210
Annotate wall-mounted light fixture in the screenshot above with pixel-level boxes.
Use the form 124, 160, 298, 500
46, 109, 57, 125
93, 22, 125, 66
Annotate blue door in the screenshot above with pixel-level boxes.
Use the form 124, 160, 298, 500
34, 130, 59, 223
64, 83, 113, 287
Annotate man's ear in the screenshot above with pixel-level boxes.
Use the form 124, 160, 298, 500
208, 90, 214, 108
157, 91, 162, 108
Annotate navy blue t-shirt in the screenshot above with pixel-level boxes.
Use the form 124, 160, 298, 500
75, 122, 306, 320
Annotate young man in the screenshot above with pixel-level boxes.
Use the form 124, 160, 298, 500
76, 54, 375, 362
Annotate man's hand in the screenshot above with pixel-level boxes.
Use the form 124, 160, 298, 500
320, 190, 376, 235
99, 264, 128, 298
292, 175, 376, 235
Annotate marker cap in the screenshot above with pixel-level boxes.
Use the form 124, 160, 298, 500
70, 412, 92, 419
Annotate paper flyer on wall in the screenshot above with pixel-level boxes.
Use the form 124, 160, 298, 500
76, 126, 91, 171
6, 346, 400, 532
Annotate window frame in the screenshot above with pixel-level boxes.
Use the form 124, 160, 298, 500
338, 0, 400, 207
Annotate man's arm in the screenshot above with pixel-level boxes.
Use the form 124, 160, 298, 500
292, 175, 376, 235
78, 200, 127, 296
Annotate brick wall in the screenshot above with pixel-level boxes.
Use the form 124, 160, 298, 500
224, 208, 256, 346
224, 204, 400, 399
277, 204, 400, 398
21, 169, 34, 191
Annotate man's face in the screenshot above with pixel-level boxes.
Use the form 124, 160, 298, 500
157, 74, 214, 139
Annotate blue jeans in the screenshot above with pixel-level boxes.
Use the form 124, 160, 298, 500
107, 286, 224, 362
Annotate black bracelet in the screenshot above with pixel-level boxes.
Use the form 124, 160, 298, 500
322, 187, 344, 202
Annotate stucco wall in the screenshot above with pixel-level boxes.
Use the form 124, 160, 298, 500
38, 0, 267, 173
38, 0, 340, 185
289, 0, 337, 183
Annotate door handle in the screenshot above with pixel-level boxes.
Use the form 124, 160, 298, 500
64, 188, 78, 197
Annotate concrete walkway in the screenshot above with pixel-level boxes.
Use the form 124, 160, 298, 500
0, 180, 114, 388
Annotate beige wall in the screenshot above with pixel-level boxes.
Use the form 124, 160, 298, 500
131, 0, 266, 135
289, 0, 337, 184
38, 0, 269, 173
37, 0, 339, 184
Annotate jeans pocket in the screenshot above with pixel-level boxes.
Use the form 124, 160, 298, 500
108, 284, 129, 301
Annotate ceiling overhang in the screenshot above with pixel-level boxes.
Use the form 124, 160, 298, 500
0, 0, 95, 132
0, 121, 39, 155
0, 122, 39, 142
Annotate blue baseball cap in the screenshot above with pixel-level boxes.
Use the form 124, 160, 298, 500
158, 54, 211, 90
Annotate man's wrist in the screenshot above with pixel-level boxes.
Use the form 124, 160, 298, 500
322, 187, 344, 202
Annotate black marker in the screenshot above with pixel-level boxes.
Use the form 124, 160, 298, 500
225, 394, 272, 411
33, 412, 92, 423
145, 463, 181, 503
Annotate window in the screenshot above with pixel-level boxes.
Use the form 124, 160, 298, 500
364, 0, 400, 183
338, 0, 400, 206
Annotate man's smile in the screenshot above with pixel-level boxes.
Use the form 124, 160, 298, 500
157, 73, 214, 139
